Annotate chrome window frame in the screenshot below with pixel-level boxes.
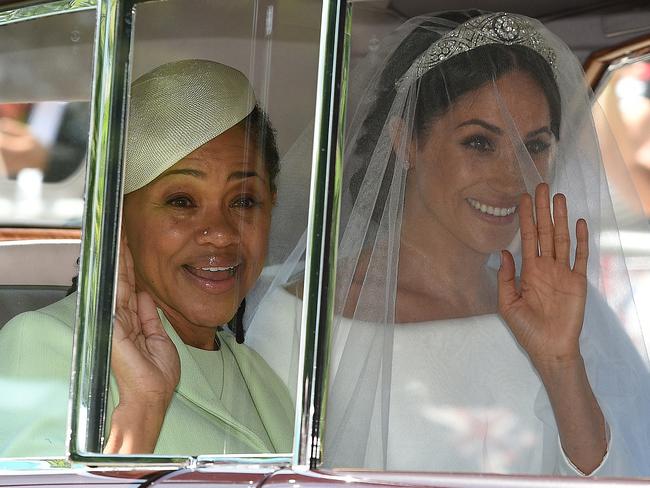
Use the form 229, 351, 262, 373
0, 0, 94, 26
294, 0, 350, 470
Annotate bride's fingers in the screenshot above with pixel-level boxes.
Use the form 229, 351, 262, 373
572, 218, 589, 276
553, 193, 570, 266
497, 250, 519, 310
519, 192, 538, 262
535, 183, 554, 258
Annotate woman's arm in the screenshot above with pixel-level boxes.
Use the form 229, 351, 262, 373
104, 237, 180, 454
497, 183, 607, 475
535, 357, 607, 475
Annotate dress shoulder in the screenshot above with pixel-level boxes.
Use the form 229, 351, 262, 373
0, 293, 76, 375
0, 293, 76, 456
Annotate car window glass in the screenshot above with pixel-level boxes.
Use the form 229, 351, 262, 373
595, 59, 650, 358
0, 9, 93, 228
0, 5, 95, 460
99, 0, 321, 457
320, 5, 650, 477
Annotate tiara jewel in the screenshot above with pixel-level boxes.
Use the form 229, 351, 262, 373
396, 13, 557, 91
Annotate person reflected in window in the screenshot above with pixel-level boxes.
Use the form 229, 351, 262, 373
0, 60, 292, 456
0, 102, 89, 182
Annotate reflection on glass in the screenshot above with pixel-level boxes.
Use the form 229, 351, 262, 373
0, 7, 92, 460
598, 62, 650, 217
596, 60, 650, 383
0, 6, 94, 228
0, 101, 89, 224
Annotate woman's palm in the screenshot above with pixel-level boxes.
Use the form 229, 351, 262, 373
498, 184, 588, 367
112, 238, 180, 402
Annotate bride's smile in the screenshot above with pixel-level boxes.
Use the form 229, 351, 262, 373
466, 197, 518, 222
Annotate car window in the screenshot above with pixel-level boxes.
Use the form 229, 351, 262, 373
319, 4, 650, 478
595, 57, 650, 362
0, 7, 94, 229
66, 0, 333, 463
0, 1, 95, 462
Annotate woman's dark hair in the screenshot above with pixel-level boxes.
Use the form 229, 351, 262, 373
245, 104, 280, 194
413, 44, 560, 141
349, 12, 561, 212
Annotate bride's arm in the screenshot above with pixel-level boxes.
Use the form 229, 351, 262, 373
497, 183, 607, 475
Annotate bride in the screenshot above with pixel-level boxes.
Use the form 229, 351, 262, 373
247, 10, 650, 476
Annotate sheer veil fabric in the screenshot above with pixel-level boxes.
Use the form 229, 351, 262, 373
247, 10, 650, 475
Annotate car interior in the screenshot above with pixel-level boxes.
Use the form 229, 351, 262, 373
1, 0, 650, 472
3, 0, 650, 322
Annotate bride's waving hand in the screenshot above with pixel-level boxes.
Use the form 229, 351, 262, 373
315, 10, 650, 476
498, 183, 588, 367
498, 183, 606, 474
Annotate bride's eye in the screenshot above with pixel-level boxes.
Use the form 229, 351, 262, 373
461, 134, 495, 153
525, 139, 551, 155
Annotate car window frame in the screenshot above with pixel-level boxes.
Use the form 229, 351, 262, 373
584, 33, 650, 90
64, 0, 351, 468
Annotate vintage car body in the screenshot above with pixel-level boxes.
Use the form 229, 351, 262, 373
1, 0, 650, 486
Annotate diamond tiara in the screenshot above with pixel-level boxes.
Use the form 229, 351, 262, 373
396, 12, 557, 91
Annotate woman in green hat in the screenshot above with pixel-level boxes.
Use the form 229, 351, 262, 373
0, 59, 292, 456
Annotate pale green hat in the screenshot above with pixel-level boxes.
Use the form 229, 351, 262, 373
124, 59, 256, 193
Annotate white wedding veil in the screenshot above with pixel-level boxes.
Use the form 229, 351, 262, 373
247, 10, 650, 476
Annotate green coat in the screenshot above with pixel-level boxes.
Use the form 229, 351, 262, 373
0, 293, 293, 457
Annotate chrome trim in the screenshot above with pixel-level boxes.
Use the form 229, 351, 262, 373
0, 0, 95, 25
68, 0, 136, 460
293, 0, 350, 469
196, 455, 291, 467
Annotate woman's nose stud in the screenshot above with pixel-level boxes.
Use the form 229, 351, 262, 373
202, 229, 209, 236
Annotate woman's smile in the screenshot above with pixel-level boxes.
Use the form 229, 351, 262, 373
466, 197, 518, 223
182, 263, 239, 293
405, 70, 552, 255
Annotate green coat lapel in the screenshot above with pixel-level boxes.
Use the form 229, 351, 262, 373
160, 313, 272, 452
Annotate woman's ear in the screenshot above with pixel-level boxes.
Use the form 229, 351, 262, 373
388, 116, 415, 170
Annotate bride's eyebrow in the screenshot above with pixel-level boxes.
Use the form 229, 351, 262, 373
526, 127, 552, 138
456, 118, 503, 135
